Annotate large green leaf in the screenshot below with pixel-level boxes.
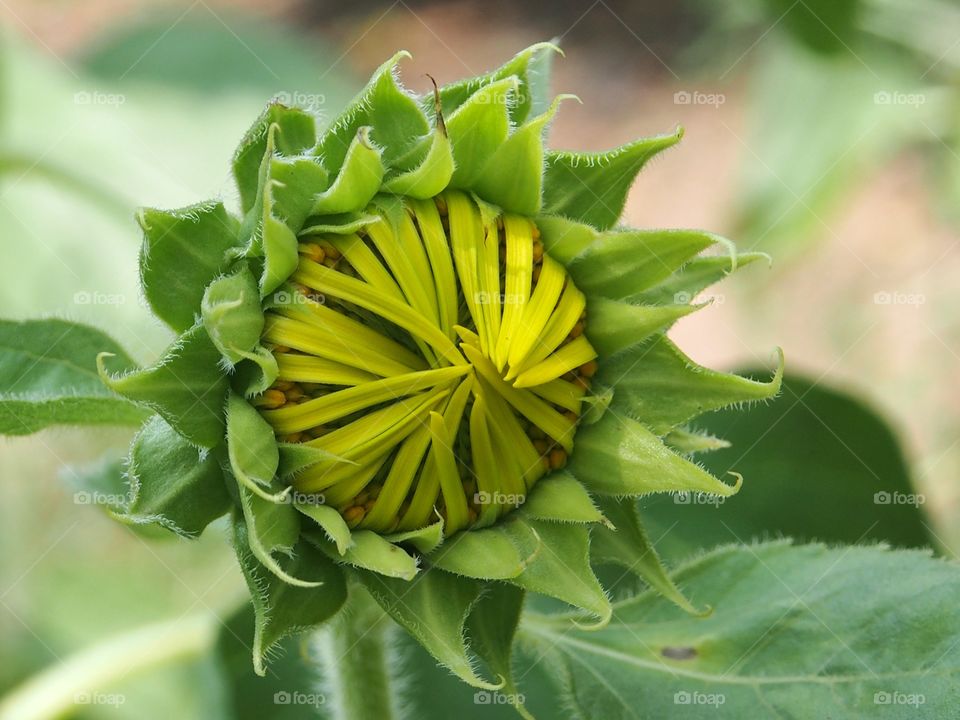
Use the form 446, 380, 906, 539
117, 416, 230, 537
138, 201, 242, 333
0, 319, 148, 435
524, 542, 960, 719
99, 324, 229, 448
640, 373, 933, 561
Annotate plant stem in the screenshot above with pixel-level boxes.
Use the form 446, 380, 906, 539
322, 587, 398, 720
0, 614, 215, 720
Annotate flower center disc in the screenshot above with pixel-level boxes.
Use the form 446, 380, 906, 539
257, 191, 597, 535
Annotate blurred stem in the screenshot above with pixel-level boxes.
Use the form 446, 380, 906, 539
0, 614, 215, 720
322, 587, 397, 720
0, 151, 131, 217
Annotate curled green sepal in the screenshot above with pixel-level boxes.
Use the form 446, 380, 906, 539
311, 127, 385, 215
357, 567, 503, 690
586, 296, 701, 358
665, 427, 732, 455
233, 517, 346, 676
97, 325, 228, 449
631, 251, 771, 306
114, 416, 230, 537
541, 127, 683, 231
428, 519, 541, 580
384, 520, 444, 554
235, 489, 318, 588
569, 412, 744, 498
226, 392, 286, 500
591, 496, 706, 616
138, 201, 242, 333
306, 527, 418, 580
201, 264, 264, 366
445, 76, 515, 188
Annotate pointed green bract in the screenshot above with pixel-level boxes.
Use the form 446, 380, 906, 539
445, 77, 515, 188
308, 528, 418, 580
381, 128, 454, 198
234, 520, 346, 676
665, 427, 732, 455
358, 568, 500, 689
590, 496, 701, 615
542, 128, 683, 230
98, 324, 228, 449
0, 319, 148, 435
117, 416, 230, 537
429, 520, 540, 580
535, 214, 597, 264
296, 503, 351, 555
138, 201, 242, 333
631, 251, 770, 305
311, 127, 385, 215
226, 392, 279, 494
586, 296, 700, 358
520, 471, 604, 524
506, 518, 611, 626
570, 412, 742, 498
598, 335, 784, 434
570, 228, 725, 300
465, 583, 532, 719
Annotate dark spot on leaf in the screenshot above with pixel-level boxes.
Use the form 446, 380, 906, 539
661, 646, 697, 660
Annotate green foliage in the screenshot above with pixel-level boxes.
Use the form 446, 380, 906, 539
0, 319, 148, 435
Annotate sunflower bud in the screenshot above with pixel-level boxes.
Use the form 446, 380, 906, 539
96, 44, 783, 691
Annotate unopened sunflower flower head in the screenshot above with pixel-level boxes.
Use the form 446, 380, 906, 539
97, 44, 782, 696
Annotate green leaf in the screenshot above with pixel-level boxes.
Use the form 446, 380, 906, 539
233, 103, 317, 213
466, 583, 532, 719
641, 373, 934, 562
586, 296, 699, 358
233, 519, 347, 676
542, 129, 683, 231
524, 542, 960, 719
569, 229, 721, 300
98, 324, 228, 449
0, 319, 148, 435
357, 567, 499, 689
201, 264, 264, 365
117, 416, 230, 536
590, 496, 700, 615
598, 335, 783, 434
138, 201, 242, 333
570, 412, 742, 498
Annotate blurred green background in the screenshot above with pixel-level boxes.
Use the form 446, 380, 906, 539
1, 0, 957, 717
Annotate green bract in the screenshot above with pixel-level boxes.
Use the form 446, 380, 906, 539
11, 45, 785, 710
